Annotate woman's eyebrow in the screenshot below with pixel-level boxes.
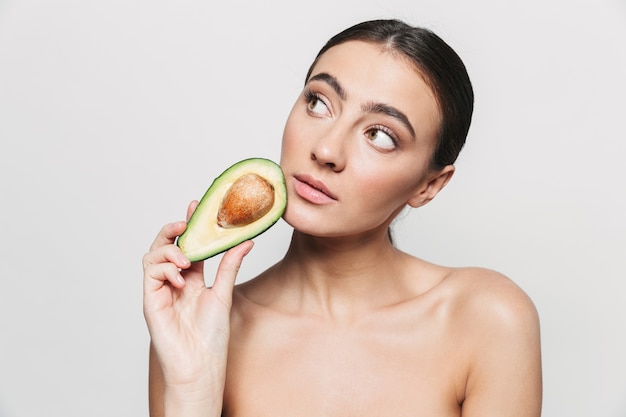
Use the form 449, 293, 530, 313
307, 73, 346, 100
362, 102, 416, 138
308, 72, 416, 139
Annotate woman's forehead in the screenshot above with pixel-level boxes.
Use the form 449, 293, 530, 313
311, 41, 436, 101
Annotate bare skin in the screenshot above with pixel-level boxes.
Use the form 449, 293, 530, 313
147, 226, 541, 417
225, 235, 541, 417
143, 40, 542, 417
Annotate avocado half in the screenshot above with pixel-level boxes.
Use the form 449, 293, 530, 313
177, 158, 287, 262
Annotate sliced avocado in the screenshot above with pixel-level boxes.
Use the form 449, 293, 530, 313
177, 158, 287, 262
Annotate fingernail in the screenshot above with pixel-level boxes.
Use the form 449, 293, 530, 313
179, 255, 191, 266
243, 241, 254, 256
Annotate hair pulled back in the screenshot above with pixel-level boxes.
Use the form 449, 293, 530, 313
305, 19, 474, 169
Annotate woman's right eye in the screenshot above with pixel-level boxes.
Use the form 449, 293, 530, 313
305, 92, 330, 116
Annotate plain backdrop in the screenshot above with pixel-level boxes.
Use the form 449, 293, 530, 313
1, 0, 625, 416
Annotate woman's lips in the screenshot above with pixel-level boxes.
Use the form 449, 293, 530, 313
293, 175, 338, 204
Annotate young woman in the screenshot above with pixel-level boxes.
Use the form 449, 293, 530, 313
143, 19, 542, 417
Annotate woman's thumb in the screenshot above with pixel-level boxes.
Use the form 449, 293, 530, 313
212, 240, 254, 306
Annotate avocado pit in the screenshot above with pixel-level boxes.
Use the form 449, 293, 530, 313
217, 173, 275, 228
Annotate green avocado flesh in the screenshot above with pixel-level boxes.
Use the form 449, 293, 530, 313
177, 158, 287, 262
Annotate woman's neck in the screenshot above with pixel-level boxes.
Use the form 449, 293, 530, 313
271, 229, 412, 321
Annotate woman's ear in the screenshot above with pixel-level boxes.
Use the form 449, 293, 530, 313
407, 165, 455, 208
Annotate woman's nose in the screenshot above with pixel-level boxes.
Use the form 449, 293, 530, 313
310, 125, 347, 172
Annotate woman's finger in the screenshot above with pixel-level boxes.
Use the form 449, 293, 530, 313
212, 240, 254, 307
148, 200, 198, 254
149, 221, 188, 252
143, 241, 191, 270
186, 200, 199, 222
143, 262, 186, 294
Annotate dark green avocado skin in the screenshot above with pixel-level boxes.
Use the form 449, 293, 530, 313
176, 158, 287, 262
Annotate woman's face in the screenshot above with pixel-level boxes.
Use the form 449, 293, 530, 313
280, 40, 451, 238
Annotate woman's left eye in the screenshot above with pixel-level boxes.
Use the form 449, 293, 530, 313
366, 128, 397, 150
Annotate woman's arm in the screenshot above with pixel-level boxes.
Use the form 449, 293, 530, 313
149, 342, 165, 417
150, 342, 216, 417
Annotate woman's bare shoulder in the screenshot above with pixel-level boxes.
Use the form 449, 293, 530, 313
434, 264, 540, 334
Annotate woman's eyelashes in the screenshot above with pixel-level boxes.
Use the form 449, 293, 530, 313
303, 88, 400, 151
366, 126, 399, 150
304, 90, 330, 117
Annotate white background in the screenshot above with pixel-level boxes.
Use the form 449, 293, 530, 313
1, 0, 625, 416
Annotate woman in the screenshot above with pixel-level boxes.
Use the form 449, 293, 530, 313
143, 19, 542, 417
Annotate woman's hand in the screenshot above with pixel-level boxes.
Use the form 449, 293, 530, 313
143, 201, 253, 416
